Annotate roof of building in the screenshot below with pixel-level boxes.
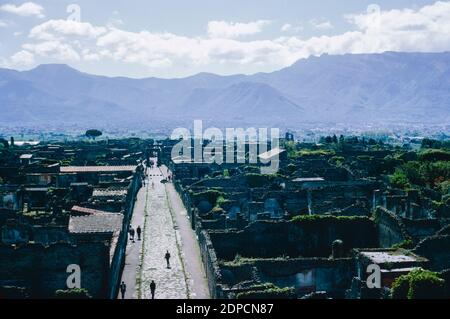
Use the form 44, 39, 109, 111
60, 166, 136, 173
68, 212, 123, 234
92, 188, 128, 197
359, 249, 427, 265
258, 148, 285, 161
71, 205, 110, 215
292, 177, 325, 182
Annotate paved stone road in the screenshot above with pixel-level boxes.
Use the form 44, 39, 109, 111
162, 166, 210, 299
140, 166, 189, 299
119, 163, 210, 299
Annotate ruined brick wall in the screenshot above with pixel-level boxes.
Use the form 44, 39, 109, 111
209, 218, 377, 260
0, 242, 110, 298
374, 206, 410, 247
196, 228, 223, 298
414, 235, 450, 271
220, 258, 354, 298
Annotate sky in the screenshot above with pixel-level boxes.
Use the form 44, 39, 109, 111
0, 0, 449, 78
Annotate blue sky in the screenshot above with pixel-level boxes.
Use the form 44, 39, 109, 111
0, 0, 448, 78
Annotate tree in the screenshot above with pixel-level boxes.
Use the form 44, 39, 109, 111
85, 129, 102, 140
0, 138, 9, 148
332, 134, 338, 144
391, 269, 446, 299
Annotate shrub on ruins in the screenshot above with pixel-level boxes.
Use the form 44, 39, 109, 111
191, 189, 224, 206
245, 173, 276, 188
329, 156, 345, 167
421, 138, 450, 149
54, 288, 92, 299
291, 214, 369, 224
390, 170, 411, 189
391, 269, 446, 299
236, 286, 296, 299
418, 149, 450, 162
391, 239, 414, 250
297, 149, 335, 158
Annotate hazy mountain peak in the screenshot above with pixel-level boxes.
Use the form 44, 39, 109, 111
0, 52, 449, 127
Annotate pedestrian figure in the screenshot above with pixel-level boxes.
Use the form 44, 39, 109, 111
120, 281, 126, 299
130, 227, 135, 241
150, 280, 156, 299
136, 226, 142, 241
165, 250, 171, 268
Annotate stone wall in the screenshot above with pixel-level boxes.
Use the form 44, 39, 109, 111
220, 257, 354, 298
414, 235, 450, 271
0, 242, 110, 298
374, 206, 410, 248
209, 218, 377, 260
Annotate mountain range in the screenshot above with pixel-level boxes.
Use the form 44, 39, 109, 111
1, 51, 449, 128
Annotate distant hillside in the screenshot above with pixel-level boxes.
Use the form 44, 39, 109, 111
1, 52, 449, 128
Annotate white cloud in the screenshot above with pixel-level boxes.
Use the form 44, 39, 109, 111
8, 50, 35, 67
30, 19, 107, 40
207, 20, 271, 38
5, 1, 450, 74
310, 19, 334, 30
281, 23, 303, 33
23, 40, 80, 61
0, 20, 7, 27
0, 2, 45, 18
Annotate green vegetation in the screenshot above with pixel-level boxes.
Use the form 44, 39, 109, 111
418, 149, 450, 162
392, 239, 414, 250
291, 214, 369, 223
391, 269, 446, 299
236, 286, 296, 299
54, 288, 92, 299
389, 160, 449, 192
245, 173, 276, 188
329, 156, 345, 167
296, 149, 335, 157
85, 129, 103, 140
191, 189, 224, 205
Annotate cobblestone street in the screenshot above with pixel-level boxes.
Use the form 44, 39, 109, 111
139, 166, 189, 299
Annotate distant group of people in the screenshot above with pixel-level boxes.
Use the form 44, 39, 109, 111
119, 249, 172, 300
129, 225, 142, 242
120, 279, 156, 300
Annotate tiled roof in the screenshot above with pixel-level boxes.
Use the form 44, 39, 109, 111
60, 166, 136, 173
92, 188, 128, 197
71, 205, 109, 215
69, 213, 123, 234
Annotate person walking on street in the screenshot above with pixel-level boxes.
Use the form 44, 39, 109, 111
165, 250, 171, 269
120, 281, 126, 299
150, 280, 156, 299
136, 226, 142, 241
130, 227, 135, 242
